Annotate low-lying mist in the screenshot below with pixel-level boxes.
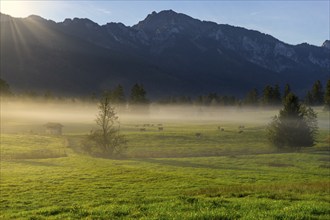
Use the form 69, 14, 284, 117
1, 99, 328, 134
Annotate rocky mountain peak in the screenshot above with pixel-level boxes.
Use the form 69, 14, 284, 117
133, 9, 201, 33
26, 15, 46, 22
61, 17, 99, 29
322, 40, 330, 49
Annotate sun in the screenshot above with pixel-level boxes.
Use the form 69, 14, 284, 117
0, 0, 32, 17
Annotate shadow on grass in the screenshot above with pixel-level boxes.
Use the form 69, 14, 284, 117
132, 158, 257, 171
139, 158, 221, 169
11, 160, 59, 167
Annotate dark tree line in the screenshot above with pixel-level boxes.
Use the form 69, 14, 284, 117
262, 84, 282, 105
2, 77, 330, 109
245, 83, 284, 106
324, 80, 330, 110
244, 80, 330, 108
305, 80, 324, 106
158, 94, 238, 106
99, 83, 149, 105
158, 80, 330, 108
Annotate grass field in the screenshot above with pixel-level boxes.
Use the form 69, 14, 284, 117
1, 102, 329, 219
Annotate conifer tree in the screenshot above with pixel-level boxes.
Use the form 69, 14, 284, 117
262, 85, 274, 105
324, 79, 330, 110
310, 80, 324, 105
267, 92, 318, 150
273, 84, 282, 105
112, 84, 125, 104
304, 91, 313, 106
283, 83, 291, 102
244, 88, 259, 106
130, 84, 148, 104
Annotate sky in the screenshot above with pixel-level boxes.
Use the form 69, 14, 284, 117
0, 0, 329, 46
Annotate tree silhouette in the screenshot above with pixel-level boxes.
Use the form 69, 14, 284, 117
110, 84, 126, 104
244, 88, 259, 106
130, 83, 148, 104
306, 80, 324, 106
283, 83, 291, 103
311, 80, 324, 105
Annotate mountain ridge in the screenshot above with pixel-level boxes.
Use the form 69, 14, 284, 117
1, 11, 329, 98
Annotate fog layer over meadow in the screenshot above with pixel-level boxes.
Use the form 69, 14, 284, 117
1, 99, 328, 134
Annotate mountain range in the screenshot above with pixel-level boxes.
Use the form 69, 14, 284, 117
1, 10, 329, 98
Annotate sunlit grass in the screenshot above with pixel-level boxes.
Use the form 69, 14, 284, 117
1, 151, 329, 219
0, 105, 329, 219
0, 134, 67, 159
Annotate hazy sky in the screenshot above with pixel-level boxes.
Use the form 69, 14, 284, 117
1, 0, 329, 46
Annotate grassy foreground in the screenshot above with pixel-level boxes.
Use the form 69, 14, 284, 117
1, 107, 329, 219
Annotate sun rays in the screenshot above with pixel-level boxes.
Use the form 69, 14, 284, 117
0, 1, 32, 18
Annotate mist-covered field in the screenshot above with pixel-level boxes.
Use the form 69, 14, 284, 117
1, 99, 329, 219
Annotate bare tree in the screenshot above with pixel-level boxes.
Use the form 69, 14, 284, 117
88, 93, 127, 157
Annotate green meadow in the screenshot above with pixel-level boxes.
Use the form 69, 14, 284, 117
1, 103, 329, 219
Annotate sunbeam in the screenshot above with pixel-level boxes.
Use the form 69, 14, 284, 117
0, 1, 32, 18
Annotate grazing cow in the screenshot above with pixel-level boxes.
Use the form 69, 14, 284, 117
158, 127, 163, 131
140, 128, 146, 132
220, 128, 225, 131
195, 133, 202, 138
238, 130, 243, 134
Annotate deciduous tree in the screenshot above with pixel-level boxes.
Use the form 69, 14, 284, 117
87, 93, 127, 156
